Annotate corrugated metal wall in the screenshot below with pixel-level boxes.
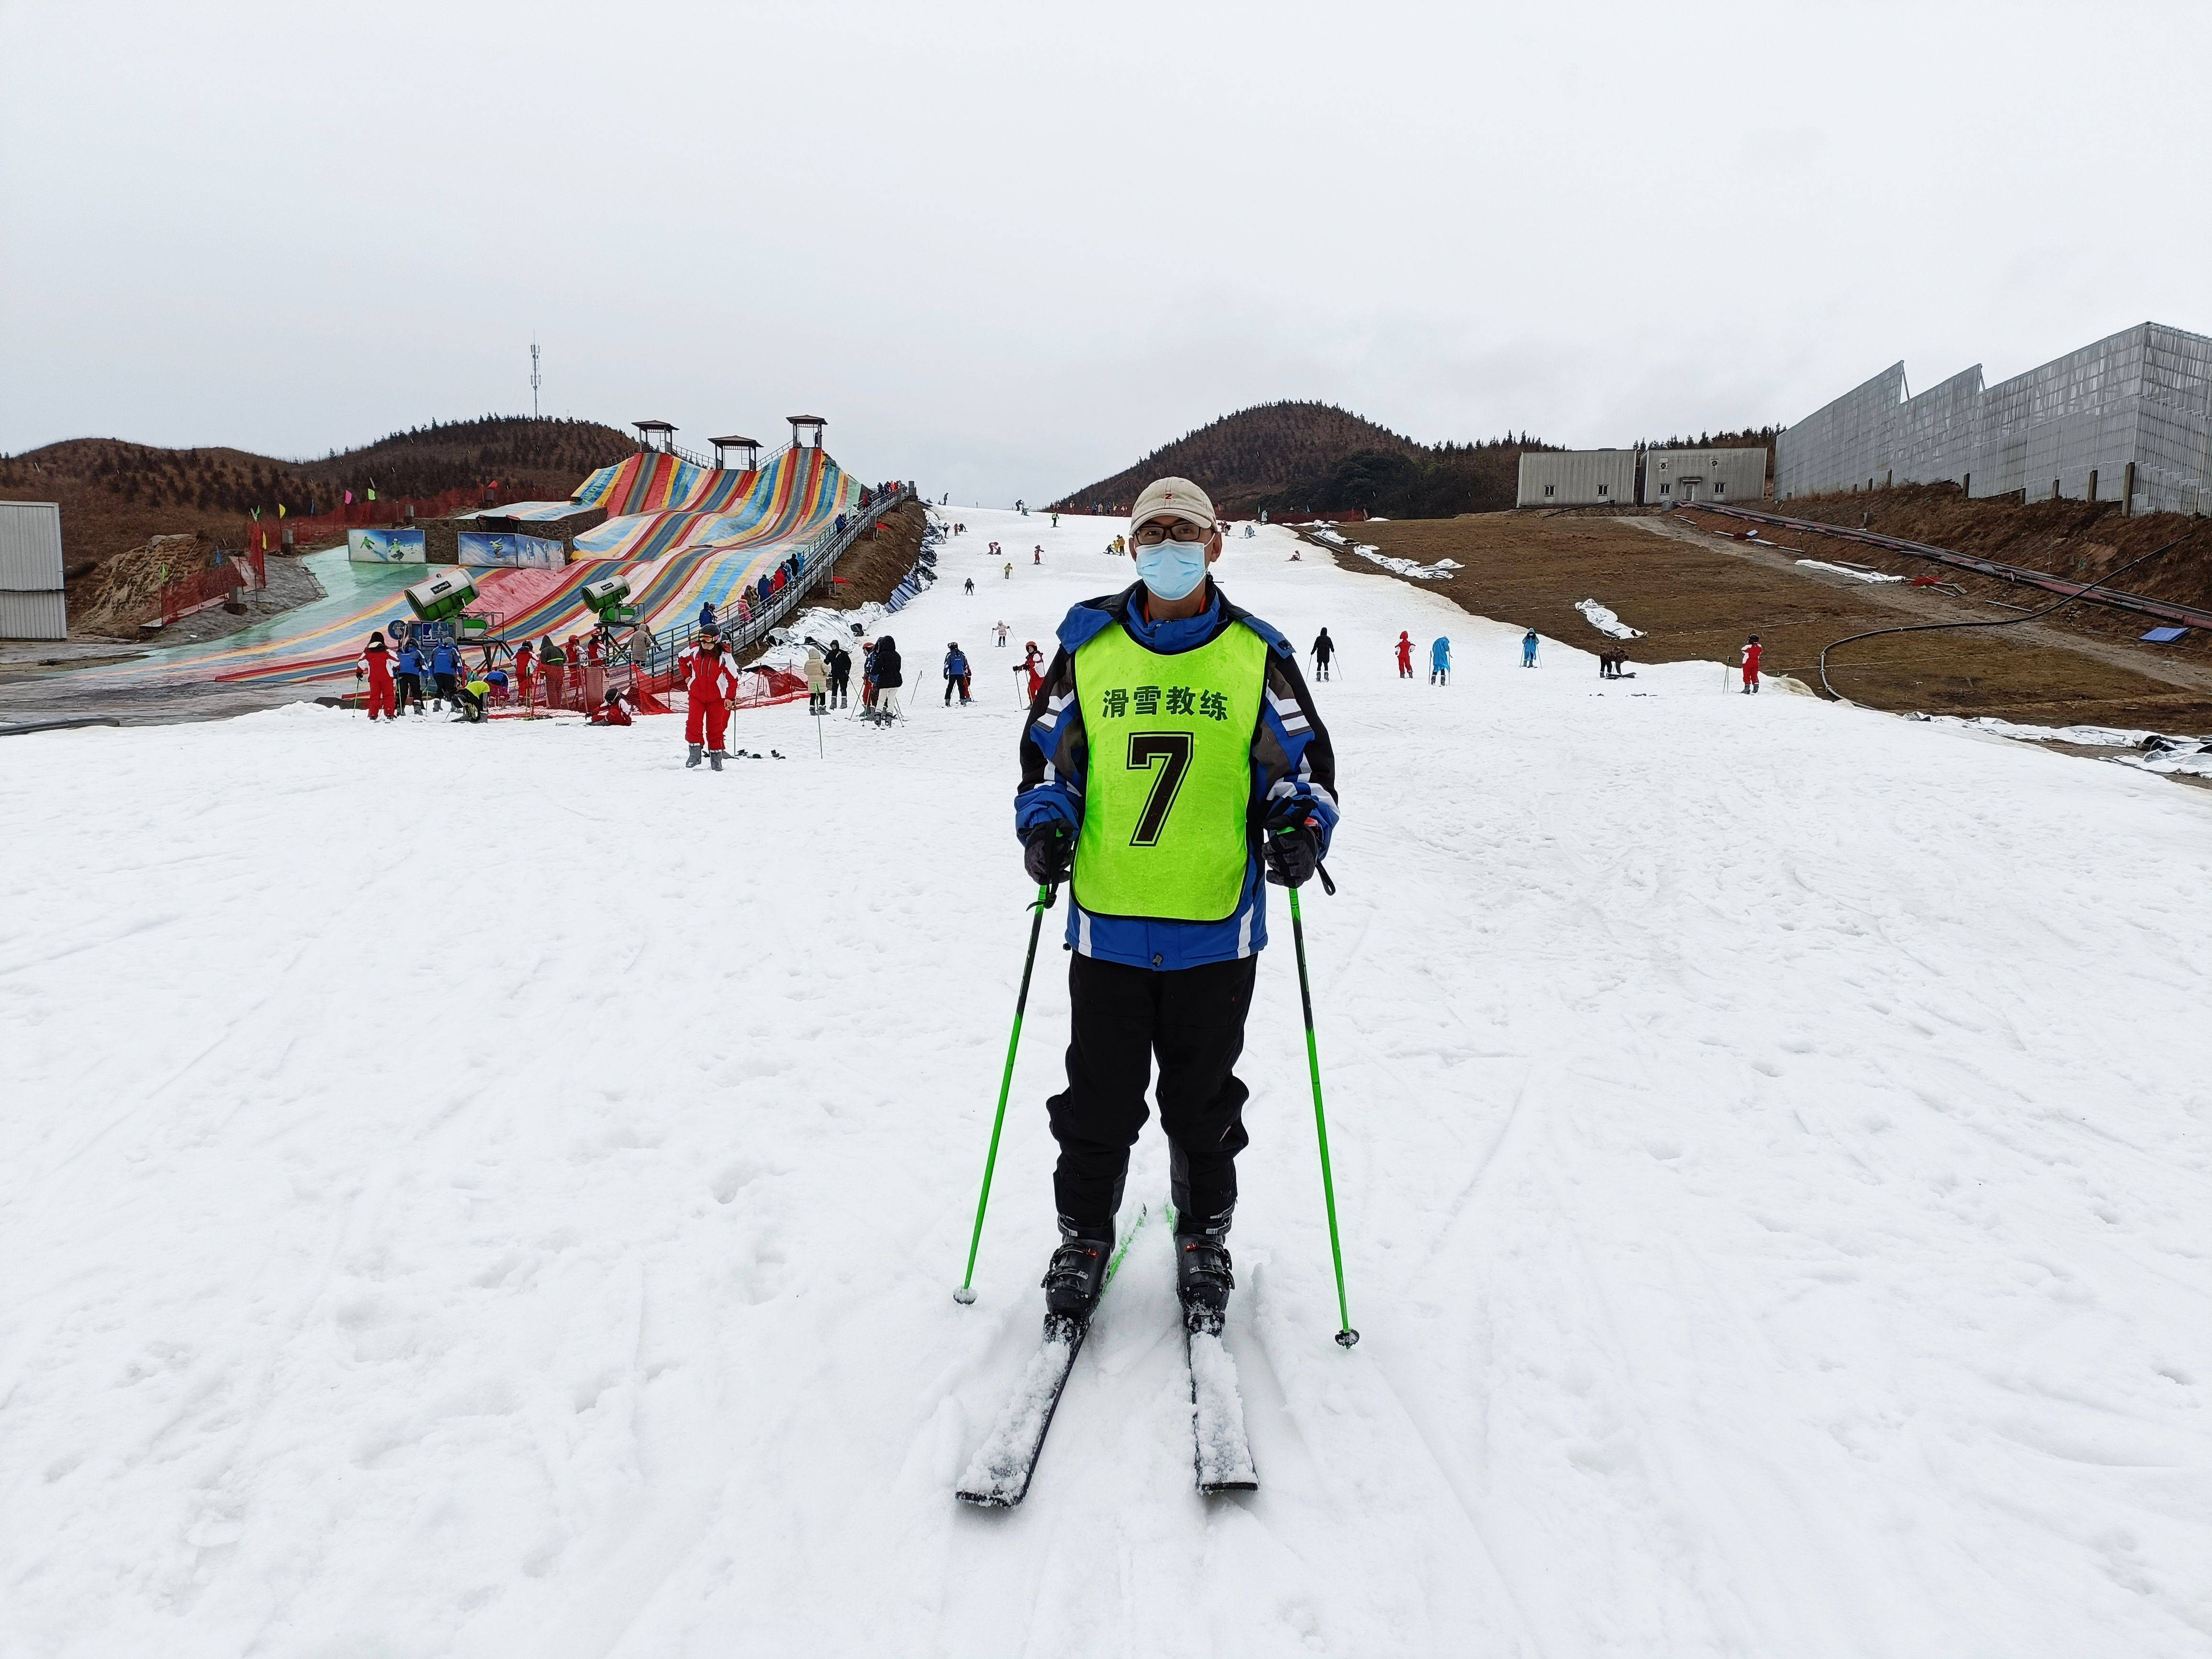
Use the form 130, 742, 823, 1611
0, 500, 65, 590
0, 591, 67, 641
1776, 323, 2212, 514
1517, 450, 1637, 506
0, 501, 67, 639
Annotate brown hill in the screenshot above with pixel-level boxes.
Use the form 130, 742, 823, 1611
1052, 400, 1549, 520
0, 416, 636, 571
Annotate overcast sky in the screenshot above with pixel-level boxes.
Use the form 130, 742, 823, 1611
5, 0, 2208, 503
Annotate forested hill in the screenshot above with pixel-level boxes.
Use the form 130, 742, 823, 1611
0, 416, 636, 565
1052, 400, 1551, 520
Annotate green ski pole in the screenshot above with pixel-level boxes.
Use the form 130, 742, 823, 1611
1287, 874, 1360, 1349
955, 882, 1055, 1303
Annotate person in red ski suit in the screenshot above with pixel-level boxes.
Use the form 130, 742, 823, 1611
1740, 633, 1763, 694
358, 631, 396, 720
1396, 630, 1414, 678
1019, 641, 1045, 701
515, 640, 537, 711
680, 631, 740, 768
590, 686, 634, 726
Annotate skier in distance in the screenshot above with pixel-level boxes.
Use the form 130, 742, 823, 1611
1430, 636, 1451, 685
1740, 633, 1763, 693
1310, 627, 1336, 682
1014, 476, 1339, 1336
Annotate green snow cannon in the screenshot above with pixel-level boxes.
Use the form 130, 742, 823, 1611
404, 568, 478, 626
581, 575, 632, 622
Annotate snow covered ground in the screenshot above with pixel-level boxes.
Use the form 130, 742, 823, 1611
4, 509, 2210, 1658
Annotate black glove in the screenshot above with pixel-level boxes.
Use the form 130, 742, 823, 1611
1023, 822, 1074, 886
1263, 802, 1319, 888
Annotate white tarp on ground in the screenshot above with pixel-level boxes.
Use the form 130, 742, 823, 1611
3, 509, 2209, 1659
1797, 558, 1905, 583
1575, 598, 1644, 638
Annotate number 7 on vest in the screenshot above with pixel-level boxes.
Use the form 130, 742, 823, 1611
1126, 731, 1193, 846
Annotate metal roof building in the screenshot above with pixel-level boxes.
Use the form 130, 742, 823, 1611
1517, 450, 1636, 507
0, 500, 66, 641
1775, 322, 2212, 514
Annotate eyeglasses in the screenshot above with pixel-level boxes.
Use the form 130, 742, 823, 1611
1130, 520, 1210, 547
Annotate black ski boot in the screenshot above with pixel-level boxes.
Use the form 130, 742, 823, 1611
1041, 1232, 1114, 1328
709, 749, 726, 771
1175, 1227, 1235, 1336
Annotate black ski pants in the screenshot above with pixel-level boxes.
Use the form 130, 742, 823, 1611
1048, 951, 1256, 1239
433, 671, 457, 705
395, 673, 421, 713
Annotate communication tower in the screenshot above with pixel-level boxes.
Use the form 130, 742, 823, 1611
531, 338, 542, 419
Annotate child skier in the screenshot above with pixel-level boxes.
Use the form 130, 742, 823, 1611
393, 635, 424, 716
357, 631, 396, 721
1018, 641, 1045, 702
1395, 631, 1414, 678
1741, 634, 1763, 693
1311, 627, 1336, 682
1522, 628, 1539, 668
1430, 636, 1451, 685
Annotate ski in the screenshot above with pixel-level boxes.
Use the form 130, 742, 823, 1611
1186, 1326, 1259, 1494
955, 1206, 1148, 1509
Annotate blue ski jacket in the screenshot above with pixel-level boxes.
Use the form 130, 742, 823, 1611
1015, 580, 1339, 971
1431, 637, 1451, 670
431, 642, 459, 675
396, 645, 423, 675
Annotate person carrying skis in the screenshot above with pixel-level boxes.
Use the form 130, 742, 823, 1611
943, 641, 973, 705
1521, 628, 1539, 669
358, 630, 397, 721
678, 628, 740, 769
1740, 633, 1763, 693
1310, 627, 1336, 682
1014, 476, 1338, 1338
1430, 636, 1451, 684
1395, 630, 1414, 678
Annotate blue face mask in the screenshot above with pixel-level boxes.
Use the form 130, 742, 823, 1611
1134, 537, 1209, 602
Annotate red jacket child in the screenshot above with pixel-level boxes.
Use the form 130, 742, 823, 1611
358, 632, 396, 720
1396, 631, 1414, 676
1740, 635, 1763, 692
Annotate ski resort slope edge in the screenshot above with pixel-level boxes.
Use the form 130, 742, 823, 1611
0, 509, 2208, 1659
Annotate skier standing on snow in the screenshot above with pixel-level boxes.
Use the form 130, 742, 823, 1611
826, 640, 852, 708
805, 645, 829, 715
430, 636, 461, 709
1395, 630, 1414, 678
873, 635, 905, 718
1740, 633, 1763, 694
678, 628, 740, 770
358, 631, 396, 721
1522, 628, 1539, 668
1310, 627, 1336, 682
944, 642, 973, 705
1430, 636, 1451, 685
394, 635, 425, 716
965, 577, 975, 596
1017, 640, 1045, 701
1014, 476, 1338, 1336
1004, 561, 1013, 580
995, 621, 1010, 647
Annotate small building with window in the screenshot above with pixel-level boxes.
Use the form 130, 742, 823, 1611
1516, 449, 1637, 507
1641, 446, 1767, 506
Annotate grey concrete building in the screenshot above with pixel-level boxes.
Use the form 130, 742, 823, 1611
1517, 449, 1637, 507
1775, 322, 2212, 515
1641, 447, 1768, 506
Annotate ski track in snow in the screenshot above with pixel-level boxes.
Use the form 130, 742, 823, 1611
3, 510, 2211, 1657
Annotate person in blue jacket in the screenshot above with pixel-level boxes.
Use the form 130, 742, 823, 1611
1430, 636, 1451, 685
943, 642, 973, 705
698, 598, 718, 633
1521, 627, 1539, 668
429, 637, 461, 709
1013, 476, 1338, 1336
393, 637, 426, 716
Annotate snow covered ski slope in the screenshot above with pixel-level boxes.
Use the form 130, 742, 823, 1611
3, 508, 2210, 1657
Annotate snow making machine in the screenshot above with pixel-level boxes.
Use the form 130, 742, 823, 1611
580, 574, 637, 627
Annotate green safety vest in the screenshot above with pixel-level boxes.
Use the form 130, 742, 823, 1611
1072, 619, 1270, 922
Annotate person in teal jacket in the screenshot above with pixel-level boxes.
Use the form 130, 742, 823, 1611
1430, 636, 1451, 685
